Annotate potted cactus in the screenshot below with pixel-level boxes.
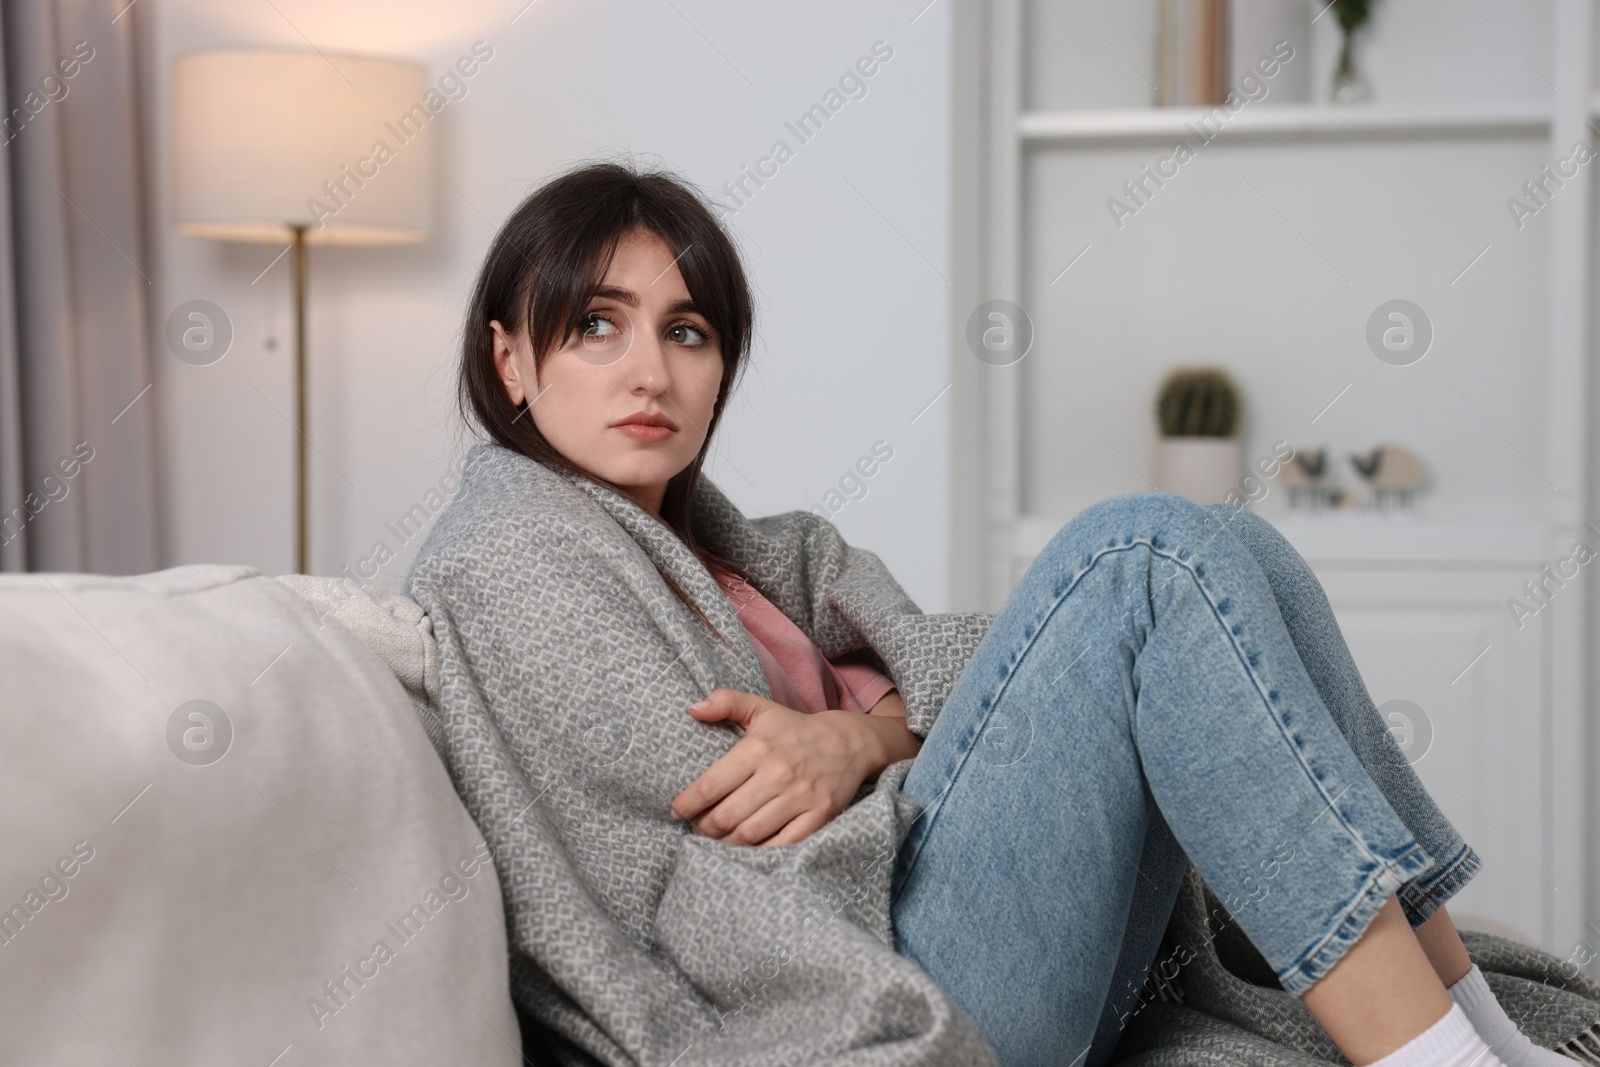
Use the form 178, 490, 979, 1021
1153, 366, 1242, 505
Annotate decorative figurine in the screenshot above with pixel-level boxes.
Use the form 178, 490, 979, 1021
1349, 444, 1426, 509
1279, 448, 1348, 510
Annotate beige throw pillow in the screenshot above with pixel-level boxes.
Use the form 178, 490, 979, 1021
0, 564, 518, 1066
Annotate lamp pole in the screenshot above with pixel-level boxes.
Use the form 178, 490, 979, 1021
169, 51, 431, 576
292, 224, 309, 575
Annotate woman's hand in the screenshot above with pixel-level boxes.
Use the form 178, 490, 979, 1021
670, 689, 900, 847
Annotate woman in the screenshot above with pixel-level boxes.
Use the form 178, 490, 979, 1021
406, 160, 1564, 1067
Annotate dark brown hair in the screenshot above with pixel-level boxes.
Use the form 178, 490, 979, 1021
459, 159, 754, 635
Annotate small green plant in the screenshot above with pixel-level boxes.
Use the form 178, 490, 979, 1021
1331, 0, 1378, 102
1155, 367, 1240, 438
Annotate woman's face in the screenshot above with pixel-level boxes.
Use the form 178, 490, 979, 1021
491, 228, 724, 516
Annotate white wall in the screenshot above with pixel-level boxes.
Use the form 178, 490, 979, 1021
143, 0, 958, 610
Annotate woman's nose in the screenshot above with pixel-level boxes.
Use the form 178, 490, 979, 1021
624, 330, 671, 392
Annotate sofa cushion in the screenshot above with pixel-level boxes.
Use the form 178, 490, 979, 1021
276, 573, 445, 758
0, 564, 520, 1066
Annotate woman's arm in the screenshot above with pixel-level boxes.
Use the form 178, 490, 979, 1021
853, 688, 921, 773
671, 688, 921, 847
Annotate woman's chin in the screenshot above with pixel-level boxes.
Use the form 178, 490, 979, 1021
592, 458, 692, 492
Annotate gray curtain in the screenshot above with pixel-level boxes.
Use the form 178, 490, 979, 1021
0, 0, 157, 574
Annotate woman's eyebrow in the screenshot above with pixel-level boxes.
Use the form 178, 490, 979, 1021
591, 285, 639, 307
589, 287, 701, 317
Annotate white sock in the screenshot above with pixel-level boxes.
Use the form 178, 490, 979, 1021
1449, 964, 1573, 1067
1367, 1002, 1506, 1067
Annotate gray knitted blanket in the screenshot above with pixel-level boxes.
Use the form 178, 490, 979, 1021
403, 443, 997, 1066
406, 442, 1600, 1067
1110, 864, 1600, 1067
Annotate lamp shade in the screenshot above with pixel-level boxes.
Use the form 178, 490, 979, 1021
171, 49, 432, 246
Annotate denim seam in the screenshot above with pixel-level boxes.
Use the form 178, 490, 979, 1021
1399, 843, 1481, 925
898, 530, 1400, 896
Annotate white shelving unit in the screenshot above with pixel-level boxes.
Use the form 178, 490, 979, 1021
977, 0, 1595, 961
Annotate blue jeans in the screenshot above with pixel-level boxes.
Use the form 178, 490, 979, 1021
889, 492, 1481, 1067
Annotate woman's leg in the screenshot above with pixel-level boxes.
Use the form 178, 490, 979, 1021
1299, 891, 1455, 1062
888, 492, 1476, 1067
1215, 503, 1554, 1065
1415, 910, 1474, 986
1209, 502, 1482, 935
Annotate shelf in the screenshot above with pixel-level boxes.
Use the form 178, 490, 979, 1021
1013, 511, 1557, 568
1017, 101, 1553, 143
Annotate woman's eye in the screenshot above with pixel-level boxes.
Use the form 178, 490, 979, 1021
579, 313, 620, 340
667, 322, 708, 346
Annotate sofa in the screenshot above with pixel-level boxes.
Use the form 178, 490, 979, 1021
6, 564, 1581, 1067
0, 564, 523, 1066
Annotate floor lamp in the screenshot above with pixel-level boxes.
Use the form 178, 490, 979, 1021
169, 48, 432, 574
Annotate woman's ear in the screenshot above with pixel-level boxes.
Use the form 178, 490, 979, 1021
490, 320, 528, 406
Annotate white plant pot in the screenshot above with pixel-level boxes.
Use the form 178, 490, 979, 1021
1154, 437, 1241, 505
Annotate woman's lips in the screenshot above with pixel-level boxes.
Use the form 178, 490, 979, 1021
614, 423, 675, 442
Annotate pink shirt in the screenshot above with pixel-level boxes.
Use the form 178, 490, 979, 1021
711, 567, 897, 714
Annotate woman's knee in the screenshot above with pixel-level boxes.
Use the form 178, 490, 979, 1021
1200, 502, 1308, 581
1055, 491, 1232, 554
1202, 499, 1275, 541
1023, 492, 1242, 593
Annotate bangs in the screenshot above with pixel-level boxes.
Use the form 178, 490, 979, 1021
519, 195, 749, 371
